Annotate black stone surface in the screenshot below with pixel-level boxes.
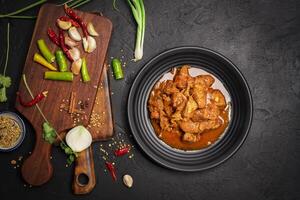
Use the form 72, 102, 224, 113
0, 0, 299, 199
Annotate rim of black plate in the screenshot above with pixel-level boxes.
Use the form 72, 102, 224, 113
127, 46, 253, 171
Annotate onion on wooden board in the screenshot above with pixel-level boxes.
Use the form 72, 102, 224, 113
65, 125, 92, 152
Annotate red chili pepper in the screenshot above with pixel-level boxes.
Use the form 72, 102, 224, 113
59, 30, 73, 62
59, 16, 80, 27
105, 162, 117, 181
47, 28, 60, 46
17, 91, 48, 107
114, 147, 130, 157
64, 5, 88, 37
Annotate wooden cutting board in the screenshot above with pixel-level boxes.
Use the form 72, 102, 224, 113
15, 4, 112, 186
73, 63, 114, 194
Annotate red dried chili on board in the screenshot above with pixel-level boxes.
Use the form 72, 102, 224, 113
17, 91, 48, 107
59, 30, 73, 62
47, 28, 60, 46
64, 5, 88, 37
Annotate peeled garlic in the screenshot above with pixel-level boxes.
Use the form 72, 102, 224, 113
71, 58, 82, 75
83, 36, 97, 53
123, 174, 133, 188
65, 36, 78, 48
68, 27, 82, 41
57, 19, 72, 30
69, 47, 80, 61
87, 22, 99, 37
66, 126, 92, 152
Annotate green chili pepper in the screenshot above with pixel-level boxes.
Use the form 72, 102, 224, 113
37, 39, 55, 63
55, 50, 68, 72
81, 57, 90, 82
44, 71, 73, 81
112, 58, 124, 80
34, 53, 57, 71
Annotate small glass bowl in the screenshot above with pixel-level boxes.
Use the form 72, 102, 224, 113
0, 111, 26, 152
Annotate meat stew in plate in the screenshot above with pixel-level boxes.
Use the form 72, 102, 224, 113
148, 65, 231, 150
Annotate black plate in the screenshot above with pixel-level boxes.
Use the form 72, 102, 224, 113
127, 46, 253, 171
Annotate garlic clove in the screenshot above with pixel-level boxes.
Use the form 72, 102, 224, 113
123, 174, 133, 188
82, 37, 88, 52
68, 27, 82, 41
66, 125, 92, 152
65, 36, 78, 48
71, 58, 82, 75
87, 36, 97, 53
57, 19, 72, 30
69, 47, 81, 61
87, 22, 99, 37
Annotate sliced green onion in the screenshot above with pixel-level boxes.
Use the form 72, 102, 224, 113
112, 58, 124, 80
55, 50, 68, 72
81, 58, 90, 82
37, 39, 55, 63
44, 71, 73, 81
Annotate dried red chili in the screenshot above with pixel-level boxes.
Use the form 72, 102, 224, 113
47, 28, 60, 46
64, 5, 88, 37
59, 30, 73, 62
59, 16, 80, 27
105, 162, 117, 181
17, 91, 48, 107
114, 147, 130, 157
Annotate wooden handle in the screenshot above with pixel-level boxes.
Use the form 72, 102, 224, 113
73, 146, 96, 194
21, 126, 53, 186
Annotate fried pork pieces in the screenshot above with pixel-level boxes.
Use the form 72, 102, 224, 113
148, 65, 227, 145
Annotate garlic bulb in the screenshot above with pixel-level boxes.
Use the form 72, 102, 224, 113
68, 27, 82, 41
66, 126, 92, 152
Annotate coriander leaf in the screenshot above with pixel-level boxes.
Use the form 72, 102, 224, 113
0, 87, 7, 102
0, 75, 11, 88
67, 154, 75, 165
42, 122, 56, 144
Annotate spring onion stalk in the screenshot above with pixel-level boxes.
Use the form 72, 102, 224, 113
37, 39, 55, 63
111, 58, 124, 80
127, 0, 145, 62
44, 71, 73, 81
81, 58, 90, 82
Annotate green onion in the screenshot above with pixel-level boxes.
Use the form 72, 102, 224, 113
55, 50, 68, 72
127, 0, 145, 62
81, 58, 90, 82
37, 39, 55, 63
44, 71, 73, 81
112, 58, 124, 80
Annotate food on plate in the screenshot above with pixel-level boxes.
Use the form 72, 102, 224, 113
81, 58, 90, 82
111, 58, 124, 80
37, 39, 55, 63
0, 116, 21, 149
44, 71, 74, 81
148, 65, 230, 150
123, 174, 133, 188
55, 50, 68, 72
87, 22, 99, 37
65, 125, 92, 152
33, 53, 57, 71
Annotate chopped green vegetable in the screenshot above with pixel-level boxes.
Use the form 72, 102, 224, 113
55, 50, 68, 72
0, 23, 12, 103
60, 142, 77, 165
42, 122, 56, 144
81, 57, 90, 82
126, 0, 145, 61
34, 53, 57, 71
37, 39, 55, 63
44, 71, 74, 81
112, 58, 124, 80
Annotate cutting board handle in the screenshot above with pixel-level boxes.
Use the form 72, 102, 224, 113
21, 125, 53, 186
73, 146, 96, 194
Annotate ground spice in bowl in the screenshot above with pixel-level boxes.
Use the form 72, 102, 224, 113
0, 112, 25, 151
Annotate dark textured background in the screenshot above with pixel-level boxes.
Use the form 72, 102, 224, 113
0, 0, 299, 199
